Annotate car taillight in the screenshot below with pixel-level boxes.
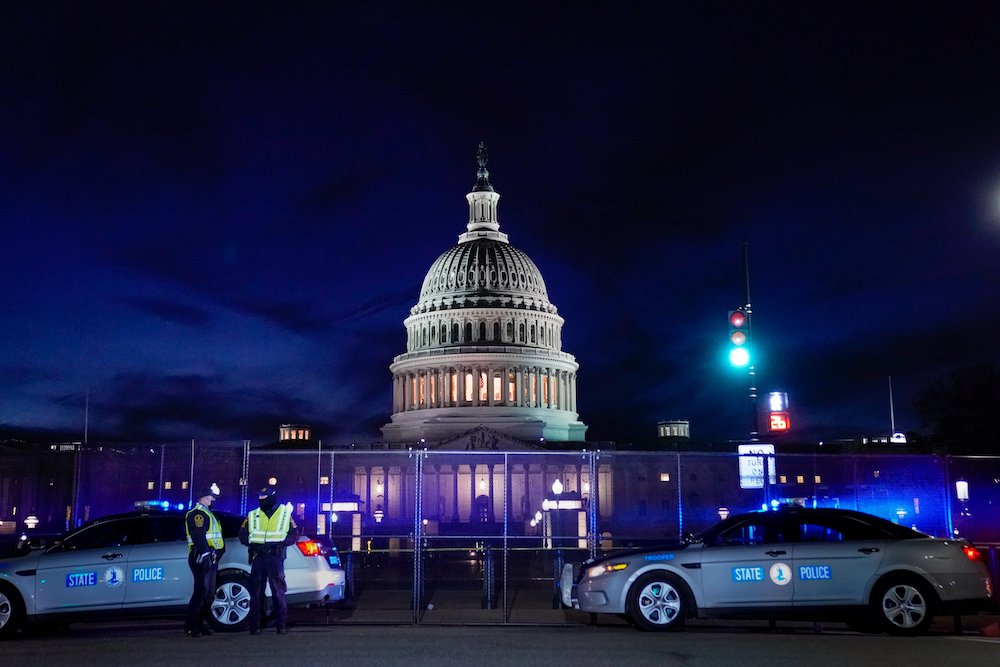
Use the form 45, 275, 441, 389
962, 544, 983, 562
296, 540, 321, 557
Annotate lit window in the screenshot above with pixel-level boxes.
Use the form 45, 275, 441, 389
796, 475, 804, 484
779, 475, 787, 484
182, 481, 189, 490
659, 473, 670, 482
873, 470, 880, 479
320, 476, 330, 485
147, 481, 155, 490
164, 481, 172, 490
814, 475, 822, 484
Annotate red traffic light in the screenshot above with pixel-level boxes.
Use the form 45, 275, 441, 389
729, 310, 747, 328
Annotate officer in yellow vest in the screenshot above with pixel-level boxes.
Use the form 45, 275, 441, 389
239, 486, 298, 635
184, 483, 224, 637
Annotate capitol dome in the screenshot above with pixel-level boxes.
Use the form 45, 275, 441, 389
381, 144, 588, 444
416, 238, 551, 312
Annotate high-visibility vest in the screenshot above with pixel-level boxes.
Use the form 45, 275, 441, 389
247, 503, 293, 544
186, 504, 224, 550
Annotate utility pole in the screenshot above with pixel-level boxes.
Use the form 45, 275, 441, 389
743, 243, 759, 442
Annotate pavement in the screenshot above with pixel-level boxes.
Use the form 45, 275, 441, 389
307, 586, 1000, 637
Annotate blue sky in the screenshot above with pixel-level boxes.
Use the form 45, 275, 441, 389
2, 3, 999, 445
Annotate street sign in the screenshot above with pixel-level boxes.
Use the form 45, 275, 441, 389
738, 444, 776, 489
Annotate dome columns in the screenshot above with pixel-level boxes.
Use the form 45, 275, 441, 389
392, 363, 577, 412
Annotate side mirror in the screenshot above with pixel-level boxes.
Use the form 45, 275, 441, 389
41, 539, 64, 553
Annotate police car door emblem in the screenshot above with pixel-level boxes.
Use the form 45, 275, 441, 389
769, 562, 791, 586
104, 566, 125, 587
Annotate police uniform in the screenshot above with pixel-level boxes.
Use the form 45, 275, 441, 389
184, 483, 225, 637
239, 487, 297, 635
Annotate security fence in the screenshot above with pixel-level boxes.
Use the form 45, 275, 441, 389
6, 444, 999, 623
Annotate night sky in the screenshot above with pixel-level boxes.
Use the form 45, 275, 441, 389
3, 3, 1000, 446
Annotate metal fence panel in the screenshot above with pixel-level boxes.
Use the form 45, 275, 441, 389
32, 444, 997, 625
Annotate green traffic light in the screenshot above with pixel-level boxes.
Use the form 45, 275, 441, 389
729, 347, 750, 367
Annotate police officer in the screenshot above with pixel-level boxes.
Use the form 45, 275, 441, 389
185, 483, 224, 637
239, 486, 298, 635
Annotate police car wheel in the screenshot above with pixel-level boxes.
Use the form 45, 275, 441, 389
209, 573, 252, 632
627, 573, 687, 631
872, 577, 934, 636
0, 584, 25, 639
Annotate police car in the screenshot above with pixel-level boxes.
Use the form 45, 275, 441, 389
560, 506, 993, 635
0, 507, 345, 638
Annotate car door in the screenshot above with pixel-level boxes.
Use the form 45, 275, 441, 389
699, 514, 796, 609
124, 515, 191, 608
792, 515, 888, 606
34, 518, 141, 613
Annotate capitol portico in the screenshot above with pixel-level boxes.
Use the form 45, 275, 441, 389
381, 145, 588, 443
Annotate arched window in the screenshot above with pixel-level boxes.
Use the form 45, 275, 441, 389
530, 324, 536, 343
493, 322, 500, 341
479, 321, 486, 341
422, 328, 427, 346
465, 322, 473, 342
519, 322, 525, 342
431, 325, 436, 343
506, 322, 513, 341
452, 323, 459, 343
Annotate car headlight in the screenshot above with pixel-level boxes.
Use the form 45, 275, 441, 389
586, 562, 629, 579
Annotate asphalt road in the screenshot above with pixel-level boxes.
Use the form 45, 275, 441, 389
4, 619, 999, 667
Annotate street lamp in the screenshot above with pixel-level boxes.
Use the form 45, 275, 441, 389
552, 479, 563, 495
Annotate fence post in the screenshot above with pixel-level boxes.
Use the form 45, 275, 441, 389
990, 546, 999, 606
344, 551, 355, 600
552, 548, 565, 609
482, 546, 496, 609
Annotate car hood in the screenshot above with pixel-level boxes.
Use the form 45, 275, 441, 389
587, 541, 691, 567
0, 549, 42, 569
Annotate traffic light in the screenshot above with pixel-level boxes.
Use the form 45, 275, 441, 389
728, 309, 750, 367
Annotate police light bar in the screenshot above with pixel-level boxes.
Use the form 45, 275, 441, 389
133, 500, 172, 510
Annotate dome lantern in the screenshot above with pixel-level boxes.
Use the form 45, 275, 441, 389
462, 142, 506, 243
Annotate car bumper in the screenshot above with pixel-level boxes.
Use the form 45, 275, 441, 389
288, 567, 346, 604
561, 564, 628, 613
560, 563, 576, 608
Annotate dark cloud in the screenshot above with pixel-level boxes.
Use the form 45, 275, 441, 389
3, 3, 1000, 446
126, 298, 213, 327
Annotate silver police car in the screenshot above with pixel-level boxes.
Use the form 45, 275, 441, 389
0, 508, 345, 638
561, 506, 993, 635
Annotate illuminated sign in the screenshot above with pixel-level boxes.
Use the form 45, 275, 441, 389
643, 553, 676, 562
799, 565, 832, 580
105, 567, 125, 587
732, 566, 764, 582
768, 412, 790, 432
66, 572, 97, 587
769, 563, 792, 585
767, 392, 788, 412
738, 444, 776, 489
132, 566, 165, 582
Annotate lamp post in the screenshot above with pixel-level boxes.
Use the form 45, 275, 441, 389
742, 242, 759, 442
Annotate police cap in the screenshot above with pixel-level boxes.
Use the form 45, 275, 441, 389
197, 482, 221, 500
